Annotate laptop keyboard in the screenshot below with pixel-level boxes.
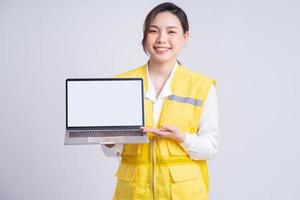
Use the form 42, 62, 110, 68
69, 129, 144, 137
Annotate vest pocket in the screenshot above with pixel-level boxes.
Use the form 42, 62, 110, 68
169, 164, 208, 200
114, 164, 137, 199
115, 164, 137, 182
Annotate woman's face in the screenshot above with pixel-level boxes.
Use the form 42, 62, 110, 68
145, 11, 189, 64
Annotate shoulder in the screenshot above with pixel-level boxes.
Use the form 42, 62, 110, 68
178, 65, 216, 86
114, 64, 146, 78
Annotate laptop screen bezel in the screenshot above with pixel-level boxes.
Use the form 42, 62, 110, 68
66, 78, 145, 130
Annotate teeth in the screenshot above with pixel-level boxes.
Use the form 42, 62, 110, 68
155, 47, 169, 51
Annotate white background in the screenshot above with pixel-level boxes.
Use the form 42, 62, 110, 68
0, 0, 299, 199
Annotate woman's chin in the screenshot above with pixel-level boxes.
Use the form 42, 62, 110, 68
150, 55, 176, 64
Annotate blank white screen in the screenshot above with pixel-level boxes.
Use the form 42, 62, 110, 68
67, 79, 143, 127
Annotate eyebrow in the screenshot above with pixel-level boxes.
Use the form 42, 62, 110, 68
149, 25, 179, 29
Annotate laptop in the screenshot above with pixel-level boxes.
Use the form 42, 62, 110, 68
65, 78, 149, 145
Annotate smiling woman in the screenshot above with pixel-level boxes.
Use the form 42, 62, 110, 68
144, 11, 189, 73
102, 2, 219, 200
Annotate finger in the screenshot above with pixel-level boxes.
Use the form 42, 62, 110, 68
141, 127, 174, 138
140, 126, 146, 133
155, 131, 175, 138
162, 124, 177, 132
142, 127, 160, 133
150, 129, 169, 136
151, 131, 163, 137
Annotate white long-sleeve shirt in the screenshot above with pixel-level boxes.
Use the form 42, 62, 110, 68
102, 63, 219, 160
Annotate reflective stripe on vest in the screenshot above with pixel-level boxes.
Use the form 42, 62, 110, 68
168, 95, 203, 106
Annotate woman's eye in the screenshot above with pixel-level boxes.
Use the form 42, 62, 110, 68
168, 31, 177, 34
148, 30, 157, 33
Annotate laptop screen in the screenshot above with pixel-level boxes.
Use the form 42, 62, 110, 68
66, 78, 144, 128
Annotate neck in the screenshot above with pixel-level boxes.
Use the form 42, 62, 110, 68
148, 59, 177, 78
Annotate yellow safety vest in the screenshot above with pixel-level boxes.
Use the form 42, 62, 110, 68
113, 64, 215, 200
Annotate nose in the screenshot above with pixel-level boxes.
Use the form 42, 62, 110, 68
156, 31, 167, 44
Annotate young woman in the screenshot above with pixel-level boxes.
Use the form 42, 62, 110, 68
102, 2, 219, 200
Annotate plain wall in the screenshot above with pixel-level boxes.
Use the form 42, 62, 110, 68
0, 0, 299, 199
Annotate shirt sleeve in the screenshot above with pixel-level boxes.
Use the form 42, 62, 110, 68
180, 84, 219, 160
101, 143, 124, 158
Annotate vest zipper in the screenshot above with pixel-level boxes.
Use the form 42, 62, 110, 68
151, 137, 155, 200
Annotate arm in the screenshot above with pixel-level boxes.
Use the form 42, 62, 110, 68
101, 143, 124, 158
143, 85, 219, 160
180, 85, 219, 160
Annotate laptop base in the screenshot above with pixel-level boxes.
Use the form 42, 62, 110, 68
64, 131, 149, 145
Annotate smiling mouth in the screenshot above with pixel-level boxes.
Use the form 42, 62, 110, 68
153, 47, 171, 53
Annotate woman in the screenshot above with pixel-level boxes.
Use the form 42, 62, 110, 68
102, 2, 219, 200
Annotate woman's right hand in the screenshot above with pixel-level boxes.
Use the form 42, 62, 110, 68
105, 144, 115, 148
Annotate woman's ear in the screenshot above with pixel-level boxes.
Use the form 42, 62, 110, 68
182, 31, 190, 45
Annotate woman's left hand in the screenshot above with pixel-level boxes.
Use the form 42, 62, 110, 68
141, 125, 186, 143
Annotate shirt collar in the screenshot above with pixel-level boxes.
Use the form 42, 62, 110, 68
145, 62, 178, 102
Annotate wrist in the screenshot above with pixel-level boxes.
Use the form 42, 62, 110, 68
176, 132, 186, 143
